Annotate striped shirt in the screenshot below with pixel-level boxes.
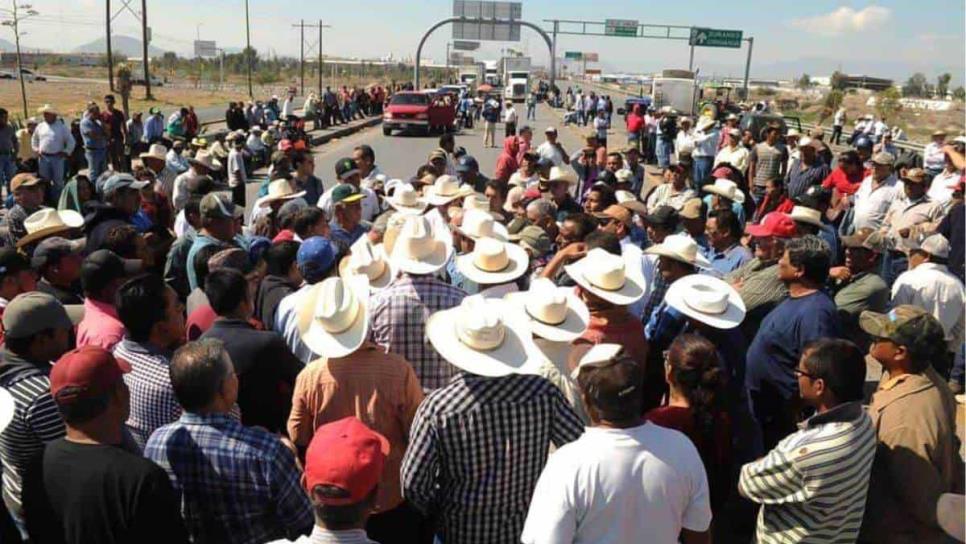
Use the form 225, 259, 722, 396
368, 274, 466, 391
738, 401, 875, 543
113, 339, 182, 449
401, 373, 583, 544
0, 351, 66, 518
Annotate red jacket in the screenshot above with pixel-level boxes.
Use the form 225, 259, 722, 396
626, 105, 645, 133
821, 167, 864, 196
494, 137, 520, 183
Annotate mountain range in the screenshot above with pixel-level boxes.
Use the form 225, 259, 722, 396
72, 35, 166, 57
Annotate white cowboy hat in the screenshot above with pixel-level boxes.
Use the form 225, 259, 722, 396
455, 237, 528, 285
389, 214, 454, 275
570, 343, 625, 379
701, 178, 745, 204
139, 143, 168, 162
505, 277, 589, 342
546, 166, 578, 185
426, 294, 541, 377
643, 234, 712, 268
461, 193, 503, 221
37, 104, 58, 115
615, 190, 647, 215
458, 208, 508, 241
424, 175, 473, 206
614, 169, 635, 185
386, 183, 427, 214
254, 179, 306, 208
504, 186, 525, 213
790, 205, 823, 228
696, 116, 716, 132
17, 208, 85, 248
297, 275, 370, 359
338, 237, 396, 291
0, 389, 13, 434
187, 150, 223, 172
565, 248, 646, 306
664, 274, 746, 330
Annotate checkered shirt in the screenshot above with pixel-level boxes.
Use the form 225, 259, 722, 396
367, 274, 467, 391
401, 373, 584, 544
145, 412, 313, 544
113, 339, 183, 449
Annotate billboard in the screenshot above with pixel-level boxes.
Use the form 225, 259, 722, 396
452, 0, 522, 42
605, 19, 637, 37
193, 40, 217, 58
583, 52, 599, 62
452, 40, 480, 51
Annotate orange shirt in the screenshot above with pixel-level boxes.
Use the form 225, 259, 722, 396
288, 342, 424, 512
576, 307, 649, 369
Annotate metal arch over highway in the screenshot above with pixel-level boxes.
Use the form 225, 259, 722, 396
414, 16, 555, 90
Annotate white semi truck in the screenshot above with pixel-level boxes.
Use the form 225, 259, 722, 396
502, 56, 531, 103
651, 69, 699, 115
483, 60, 500, 87
458, 64, 483, 90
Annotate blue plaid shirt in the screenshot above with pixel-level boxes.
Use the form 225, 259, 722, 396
145, 412, 313, 544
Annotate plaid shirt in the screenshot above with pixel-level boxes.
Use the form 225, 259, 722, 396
113, 339, 182, 449
401, 373, 583, 544
368, 274, 466, 391
145, 412, 313, 544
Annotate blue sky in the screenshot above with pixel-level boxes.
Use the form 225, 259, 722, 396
20, 0, 966, 82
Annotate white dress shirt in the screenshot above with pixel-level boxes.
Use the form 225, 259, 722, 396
536, 141, 566, 167
31, 119, 75, 155
714, 145, 750, 173
852, 174, 901, 230
891, 262, 965, 352
273, 284, 319, 364
317, 184, 379, 223
923, 142, 946, 171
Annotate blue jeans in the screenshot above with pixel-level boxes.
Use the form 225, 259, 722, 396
656, 138, 672, 168
880, 251, 908, 288
693, 156, 713, 189
0, 155, 15, 194
951, 344, 964, 386
39, 154, 66, 187
526, 103, 536, 120
85, 147, 108, 181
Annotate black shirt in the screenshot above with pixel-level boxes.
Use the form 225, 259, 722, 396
36, 279, 83, 306
938, 201, 964, 282
22, 439, 188, 544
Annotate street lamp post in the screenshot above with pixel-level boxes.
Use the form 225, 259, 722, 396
1, 2, 39, 118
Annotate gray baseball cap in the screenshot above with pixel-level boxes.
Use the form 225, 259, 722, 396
2, 292, 83, 339
31, 237, 85, 270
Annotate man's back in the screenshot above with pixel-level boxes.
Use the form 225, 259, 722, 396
522, 422, 711, 544
892, 263, 965, 350
22, 439, 188, 544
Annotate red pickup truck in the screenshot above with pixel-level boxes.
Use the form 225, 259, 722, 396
383, 91, 456, 136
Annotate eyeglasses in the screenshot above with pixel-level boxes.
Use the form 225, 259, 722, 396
792, 367, 817, 379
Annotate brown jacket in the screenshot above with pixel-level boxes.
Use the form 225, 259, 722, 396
859, 367, 962, 543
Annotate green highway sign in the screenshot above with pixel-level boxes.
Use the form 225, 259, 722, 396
689, 27, 743, 48
564, 51, 582, 60
605, 19, 638, 37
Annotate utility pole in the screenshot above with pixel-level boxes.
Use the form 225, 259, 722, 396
294, 20, 330, 97
742, 36, 754, 100
106, 0, 114, 91
445, 41, 450, 84
244, 0, 252, 98
141, 0, 152, 99
318, 20, 323, 96
1, 1, 38, 118
299, 19, 304, 95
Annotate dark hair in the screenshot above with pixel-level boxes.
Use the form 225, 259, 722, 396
785, 234, 831, 284
353, 144, 375, 163
291, 150, 311, 168
588, 183, 617, 208
184, 195, 202, 219
666, 334, 725, 442
265, 241, 301, 276
839, 150, 861, 166
293, 207, 325, 239
0, 108, 7, 116
484, 179, 508, 199
563, 212, 597, 241
575, 352, 643, 421
606, 151, 623, 162
102, 225, 141, 260
4, 329, 55, 358
437, 133, 454, 148
709, 208, 741, 239
193, 243, 229, 290
204, 269, 248, 316
169, 339, 233, 412
116, 273, 170, 342
801, 338, 866, 403
311, 486, 377, 530
585, 230, 621, 255
55, 386, 113, 425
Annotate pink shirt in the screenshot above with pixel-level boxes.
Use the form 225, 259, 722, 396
76, 298, 126, 351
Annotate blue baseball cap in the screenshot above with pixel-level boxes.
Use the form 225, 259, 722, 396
297, 236, 337, 282
456, 155, 479, 173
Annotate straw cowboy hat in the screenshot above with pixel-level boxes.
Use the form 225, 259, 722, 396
615, 190, 647, 215
458, 208, 508, 241
701, 178, 745, 204
37, 104, 58, 115
17, 208, 84, 248
426, 294, 541, 377
505, 277, 589, 342
643, 234, 712, 268
565, 248, 646, 306
790, 205, 823, 228
546, 166, 578, 185
455, 237, 528, 285
664, 274, 746, 330
187, 150, 223, 172
696, 116, 716, 132
254, 179, 306, 209
425, 175, 473, 206
338, 237, 396, 291
389, 214, 453, 275
139, 143, 168, 163
386, 183, 428, 215
297, 275, 370, 359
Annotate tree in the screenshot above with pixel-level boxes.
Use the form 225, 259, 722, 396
937, 73, 952, 98
954, 86, 966, 101
830, 70, 848, 91
902, 73, 928, 97
875, 87, 902, 119
796, 73, 811, 89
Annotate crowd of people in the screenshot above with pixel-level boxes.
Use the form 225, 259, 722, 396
0, 79, 961, 544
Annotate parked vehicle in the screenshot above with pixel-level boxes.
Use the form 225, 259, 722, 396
131, 74, 163, 87
651, 76, 698, 116
483, 60, 500, 87
502, 57, 531, 103
739, 112, 802, 141
1, 68, 45, 81
459, 64, 483, 90
383, 91, 456, 136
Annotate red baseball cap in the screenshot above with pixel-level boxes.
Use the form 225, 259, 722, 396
745, 212, 797, 238
711, 166, 732, 179
50, 346, 131, 405
304, 417, 390, 505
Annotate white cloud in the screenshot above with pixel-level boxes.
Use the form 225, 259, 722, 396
790, 5, 892, 35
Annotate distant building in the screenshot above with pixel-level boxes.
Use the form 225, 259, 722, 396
0, 52, 105, 67
841, 74, 894, 91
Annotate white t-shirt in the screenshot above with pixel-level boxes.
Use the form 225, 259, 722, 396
227, 149, 247, 189
536, 141, 566, 167
521, 422, 711, 544
503, 107, 518, 124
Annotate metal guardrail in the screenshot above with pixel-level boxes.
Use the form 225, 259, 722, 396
571, 78, 928, 156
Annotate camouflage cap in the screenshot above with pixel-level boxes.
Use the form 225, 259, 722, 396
840, 227, 887, 253
859, 305, 945, 348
